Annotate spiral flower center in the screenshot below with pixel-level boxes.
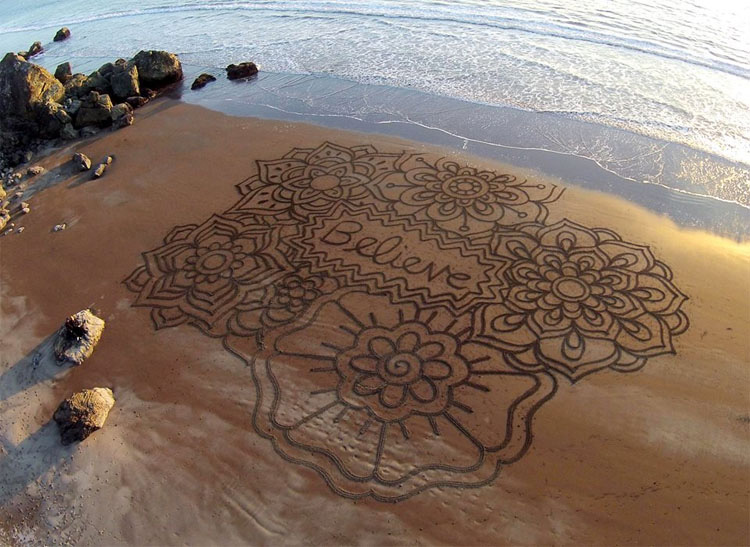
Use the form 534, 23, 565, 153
380, 353, 422, 384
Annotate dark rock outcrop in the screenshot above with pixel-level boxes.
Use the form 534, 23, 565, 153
34, 100, 71, 138
54, 309, 105, 365
63, 73, 89, 98
53, 387, 115, 445
74, 91, 113, 128
191, 73, 216, 90
53, 27, 71, 42
110, 62, 139, 101
60, 123, 78, 140
126, 95, 148, 109
111, 102, 134, 128
226, 62, 258, 80
131, 50, 182, 88
83, 69, 112, 96
54, 62, 72, 84
0, 53, 64, 139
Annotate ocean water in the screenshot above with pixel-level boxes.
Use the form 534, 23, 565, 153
0, 0, 748, 208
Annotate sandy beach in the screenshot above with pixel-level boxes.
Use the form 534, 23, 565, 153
0, 98, 748, 544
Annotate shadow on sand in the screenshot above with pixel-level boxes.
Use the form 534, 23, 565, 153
0, 334, 72, 404
0, 420, 74, 506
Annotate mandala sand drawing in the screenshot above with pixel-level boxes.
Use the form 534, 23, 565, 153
124, 141, 689, 501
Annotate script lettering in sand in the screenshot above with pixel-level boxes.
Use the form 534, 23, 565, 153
289, 203, 509, 313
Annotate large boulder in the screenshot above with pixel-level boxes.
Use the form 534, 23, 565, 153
131, 50, 182, 88
53, 27, 71, 42
0, 53, 64, 128
110, 62, 139, 101
54, 309, 105, 365
74, 91, 113, 128
53, 387, 115, 445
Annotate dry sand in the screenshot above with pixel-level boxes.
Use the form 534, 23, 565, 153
0, 99, 748, 545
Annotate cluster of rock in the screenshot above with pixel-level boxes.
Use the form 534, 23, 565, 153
50, 309, 114, 445
190, 61, 259, 90
0, 49, 182, 169
0, 163, 46, 233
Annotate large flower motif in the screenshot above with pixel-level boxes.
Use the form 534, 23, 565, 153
474, 219, 689, 381
248, 289, 556, 501
337, 322, 469, 421
123, 215, 292, 336
229, 142, 400, 222
373, 154, 564, 238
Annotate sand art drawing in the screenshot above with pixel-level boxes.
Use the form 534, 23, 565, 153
124, 142, 689, 501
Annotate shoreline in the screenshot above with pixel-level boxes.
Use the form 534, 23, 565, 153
3, 53, 749, 239
15, 49, 750, 208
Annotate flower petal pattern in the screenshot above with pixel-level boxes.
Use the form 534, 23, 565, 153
473, 219, 689, 381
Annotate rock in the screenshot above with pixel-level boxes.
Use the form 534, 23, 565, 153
80, 125, 100, 138
28, 41, 43, 58
97, 62, 116, 78
110, 62, 139, 101
141, 88, 157, 99
54, 27, 71, 42
53, 222, 67, 232
54, 309, 105, 365
53, 387, 115, 445
73, 152, 91, 171
114, 112, 134, 128
60, 123, 78, 140
103, 155, 114, 165
54, 62, 72, 84
226, 62, 258, 80
74, 91, 113, 128
83, 69, 112, 96
110, 102, 132, 125
126, 95, 148, 109
0, 186, 5, 200
21, 206, 30, 214
34, 100, 71, 137
131, 50, 182, 88
0, 53, 65, 131
63, 73, 89, 98
0, 210, 9, 231
191, 73, 216, 90
17, 51, 29, 60
16, 226, 24, 233
64, 97, 81, 115
26, 165, 45, 176
92, 163, 107, 178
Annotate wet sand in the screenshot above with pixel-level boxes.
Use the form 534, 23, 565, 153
1, 99, 748, 545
